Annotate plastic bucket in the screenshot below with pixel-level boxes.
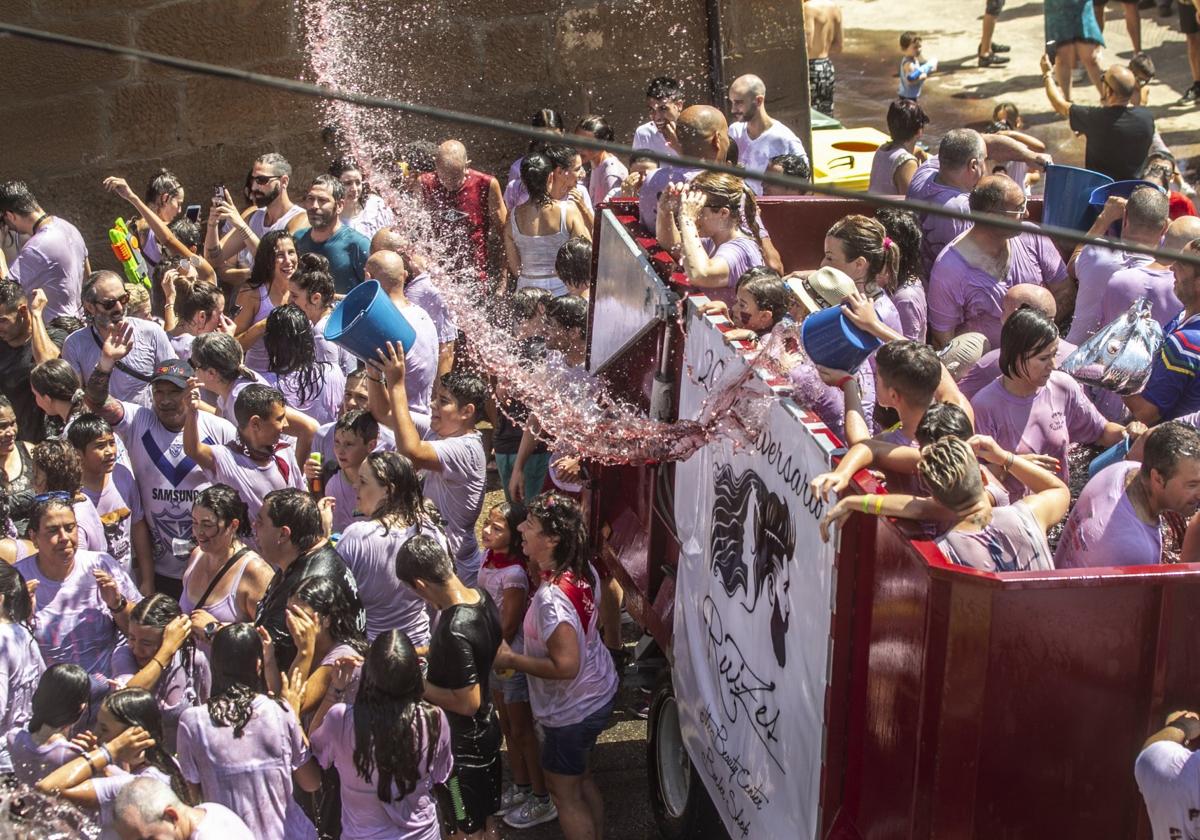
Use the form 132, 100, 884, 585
1087, 436, 1132, 479
1042, 164, 1113, 232
1089, 179, 1166, 206
323, 280, 416, 360
801, 305, 883, 372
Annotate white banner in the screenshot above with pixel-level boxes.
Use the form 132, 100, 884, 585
673, 309, 835, 840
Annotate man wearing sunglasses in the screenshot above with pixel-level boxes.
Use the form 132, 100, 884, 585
205, 152, 308, 269
61, 270, 173, 408
0, 180, 88, 324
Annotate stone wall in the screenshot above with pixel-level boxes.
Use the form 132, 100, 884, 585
1, 0, 806, 259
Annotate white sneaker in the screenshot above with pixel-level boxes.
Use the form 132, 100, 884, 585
503, 795, 558, 829
494, 783, 529, 816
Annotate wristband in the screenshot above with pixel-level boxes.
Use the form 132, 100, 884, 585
98, 744, 113, 765
110, 595, 128, 614
861, 495, 872, 514
874, 495, 885, 515
85, 751, 101, 773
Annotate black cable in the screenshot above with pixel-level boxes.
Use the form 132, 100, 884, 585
1, 20, 1198, 268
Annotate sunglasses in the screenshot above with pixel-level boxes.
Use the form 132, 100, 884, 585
95, 293, 130, 311
34, 490, 72, 503
251, 174, 281, 186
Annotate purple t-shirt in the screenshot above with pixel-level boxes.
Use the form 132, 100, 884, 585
638, 164, 700, 231
74, 497, 107, 557
62, 319, 174, 409
1054, 461, 1161, 569
702, 237, 765, 307
935, 501, 1054, 572
325, 470, 362, 535
337, 519, 445, 644
15, 550, 140, 687
423, 431, 486, 586
399, 301, 440, 428
405, 273, 459, 345
957, 340, 1078, 400
905, 158, 973, 273
1100, 264, 1180, 329
311, 703, 451, 840
208, 442, 305, 523
869, 143, 918, 196
191, 803, 256, 840
313, 314, 359, 376
972, 370, 1108, 499
0, 623, 45, 773
588, 154, 629, 206
111, 643, 210, 752
216, 370, 271, 428
314, 421, 394, 466
892, 283, 928, 343
270, 362, 346, 426
94, 764, 173, 840
5, 727, 81, 785
8, 217, 87, 322
81, 465, 143, 576
177, 695, 314, 840
1068, 245, 1152, 344
788, 360, 878, 441
928, 231, 1068, 347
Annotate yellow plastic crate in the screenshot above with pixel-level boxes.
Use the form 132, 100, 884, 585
810, 127, 891, 193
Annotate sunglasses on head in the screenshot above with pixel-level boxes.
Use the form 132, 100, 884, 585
252, 174, 281, 186
34, 490, 72, 504
95, 292, 130, 311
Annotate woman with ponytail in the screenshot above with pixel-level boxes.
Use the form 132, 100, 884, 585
176, 622, 320, 840
656, 171, 765, 306
30, 358, 88, 438
503, 151, 592, 296
6, 663, 88, 784
307, 629, 451, 840
823, 214, 908, 337
285, 575, 368, 719
0, 562, 45, 775
875, 208, 928, 342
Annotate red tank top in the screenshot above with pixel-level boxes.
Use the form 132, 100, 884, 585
419, 169, 494, 284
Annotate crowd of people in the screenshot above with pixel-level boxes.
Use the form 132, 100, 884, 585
0, 0, 1197, 832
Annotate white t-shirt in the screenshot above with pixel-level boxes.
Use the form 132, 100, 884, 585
208, 442, 305, 523
476, 552, 529, 651
62, 319, 174, 408
421, 431, 486, 586
588, 155, 629, 207
1135, 741, 1200, 840
115, 402, 238, 579
727, 120, 808, 195
192, 802, 256, 840
632, 121, 679, 158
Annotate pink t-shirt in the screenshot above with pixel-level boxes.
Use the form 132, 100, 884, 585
311, 703, 451, 840
971, 371, 1108, 499
208, 442, 305, 522
476, 552, 529, 650
1053, 461, 1161, 569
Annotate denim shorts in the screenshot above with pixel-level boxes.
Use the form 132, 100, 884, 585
497, 670, 530, 704
540, 697, 614, 776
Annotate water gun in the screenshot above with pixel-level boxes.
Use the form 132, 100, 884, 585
108, 218, 151, 289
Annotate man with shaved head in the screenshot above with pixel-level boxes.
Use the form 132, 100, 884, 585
726, 74, 808, 195
638, 104, 729, 231
1099, 187, 1179, 330
370, 229, 456, 375
1041, 55, 1155, 180
418, 139, 506, 288
364, 250, 440, 432
928, 174, 1069, 350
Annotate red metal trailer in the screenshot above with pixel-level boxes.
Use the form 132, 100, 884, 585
584, 198, 1198, 840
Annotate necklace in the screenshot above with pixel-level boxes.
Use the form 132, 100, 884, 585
30, 213, 49, 235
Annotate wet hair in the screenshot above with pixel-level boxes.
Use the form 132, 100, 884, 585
646, 76, 683, 101
255, 152, 292, 178
575, 115, 614, 142
556, 237, 592, 291
0, 562, 33, 627
65, 413, 114, 452
545, 294, 589, 335
1141, 421, 1200, 482
143, 169, 183, 206
190, 332, 254, 385
543, 144, 580, 173
26, 497, 75, 538
352, 630, 442, 803
248, 229, 294, 290
1125, 185, 1170, 231
0, 279, 26, 312
167, 218, 202, 252
998, 306, 1058, 380
292, 576, 368, 655
309, 173, 345, 202
899, 31, 921, 49
360, 451, 429, 531
918, 436, 984, 511
262, 488, 323, 551
875, 340, 942, 407
526, 492, 589, 578
32, 439, 82, 495
827, 214, 900, 292
490, 500, 527, 560
104, 688, 191, 803
175, 280, 223, 325
939, 129, 985, 172
0, 181, 39, 215
28, 664, 89, 731
915, 402, 974, 448
48, 315, 84, 334
768, 153, 811, 182
232, 383, 285, 430
265, 304, 324, 406
511, 287, 552, 321
691, 171, 763, 251
130, 592, 183, 629
992, 101, 1020, 127
336, 409, 379, 445
886, 99, 930, 143
735, 266, 791, 324
874, 208, 924, 288
206, 623, 265, 738
194, 484, 253, 539
395, 532, 456, 586
438, 371, 486, 419
520, 153, 555, 205
530, 109, 565, 131
290, 254, 337, 308
399, 141, 437, 174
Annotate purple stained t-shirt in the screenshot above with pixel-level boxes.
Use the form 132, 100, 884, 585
311, 703, 451, 840
928, 231, 1068, 347
269, 362, 346, 426
399, 300, 440, 428
935, 501, 1054, 573
1068, 245, 1152, 344
93, 764, 173, 840
788, 359, 878, 441
905, 158, 973, 273
701, 236, 765, 307
405, 273, 459, 345
892, 282, 928, 343
971, 370, 1108, 499
0, 622, 45, 774
1100, 264, 1180, 330
957, 340, 1078, 400
81, 465, 143, 576
324, 470, 363, 535
5, 727, 81, 785
73, 498, 107, 557
61, 319, 174, 409
208, 442, 305, 523
423, 431, 486, 586
8, 217, 87, 323
869, 143, 918, 196
1054, 460, 1161, 568
190, 803, 256, 840
111, 643, 210, 752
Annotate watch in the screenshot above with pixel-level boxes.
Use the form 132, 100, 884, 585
203, 621, 220, 641
110, 595, 128, 613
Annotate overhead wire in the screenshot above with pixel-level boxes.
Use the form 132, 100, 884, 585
0, 20, 1197, 268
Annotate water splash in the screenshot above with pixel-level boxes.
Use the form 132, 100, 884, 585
0, 784, 97, 839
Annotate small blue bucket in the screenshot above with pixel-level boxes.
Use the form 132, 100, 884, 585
1087, 436, 1132, 479
1042, 164, 1114, 232
323, 280, 416, 361
801, 306, 883, 372
1089, 179, 1166, 206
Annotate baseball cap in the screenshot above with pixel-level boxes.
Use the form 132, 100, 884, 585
151, 359, 193, 389
788, 266, 859, 317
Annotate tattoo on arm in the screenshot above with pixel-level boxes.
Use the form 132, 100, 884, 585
84, 369, 124, 424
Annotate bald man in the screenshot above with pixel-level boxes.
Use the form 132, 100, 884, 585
956, 284, 1078, 399
1041, 57, 1156, 180
369, 229, 456, 374
417, 139, 506, 288
364, 250, 440, 432
726, 74, 808, 196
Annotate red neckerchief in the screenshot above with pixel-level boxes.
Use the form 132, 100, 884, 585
484, 549, 524, 570
541, 568, 595, 633
226, 439, 292, 482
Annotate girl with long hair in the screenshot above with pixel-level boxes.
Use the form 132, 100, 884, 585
264, 303, 345, 425
495, 492, 617, 840
330, 156, 394, 239
176, 623, 320, 840
6, 663, 88, 784
336, 451, 447, 645
189, 331, 269, 428
307, 630, 451, 840
0, 394, 36, 540
0, 562, 44, 775
874, 208, 928, 342
234, 229, 296, 376
29, 358, 87, 438
868, 99, 930, 196
823, 214, 907, 337
287, 252, 357, 375
286, 575, 369, 719
503, 152, 592, 296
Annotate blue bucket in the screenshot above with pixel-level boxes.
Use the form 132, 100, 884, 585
323, 280, 416, 361
801, 306, 883, 372
1042, 164, 1113, 232
1087, 436, 1132, 479
1089, 179, 1166, 206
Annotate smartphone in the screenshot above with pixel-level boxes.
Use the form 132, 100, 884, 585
213, 184, 225, 202
185, 204, 201, 223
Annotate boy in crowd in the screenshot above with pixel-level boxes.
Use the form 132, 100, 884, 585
324, 409, 379, 534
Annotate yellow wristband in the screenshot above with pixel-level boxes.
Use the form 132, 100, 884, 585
874, 495, 885, 515
861, 495, 872, 514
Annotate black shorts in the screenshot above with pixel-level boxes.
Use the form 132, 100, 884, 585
1182, 1, 1200, 34
985, 0, 1005, 15
435, 721, 502, 834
